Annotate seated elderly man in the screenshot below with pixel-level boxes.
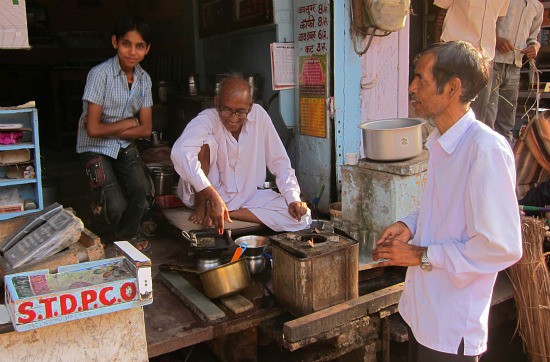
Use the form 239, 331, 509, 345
171, 74, 311, 233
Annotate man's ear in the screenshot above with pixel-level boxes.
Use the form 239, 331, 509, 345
447, 77, 462, 98
214, 95, 219, 109
111, 35, 118, 49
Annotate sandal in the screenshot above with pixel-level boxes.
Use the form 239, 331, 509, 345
128, 236, 151, 252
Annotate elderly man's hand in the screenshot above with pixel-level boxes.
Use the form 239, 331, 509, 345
288, 201, 308, 221
202, 186, 232, 234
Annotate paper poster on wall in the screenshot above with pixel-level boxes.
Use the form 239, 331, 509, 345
270, 42, 295, 90
296, 1, 329, 139
299, 54, 327, 138
0, 0, 30, 49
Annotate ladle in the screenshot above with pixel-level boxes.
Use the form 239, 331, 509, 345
230, 242, 248, 262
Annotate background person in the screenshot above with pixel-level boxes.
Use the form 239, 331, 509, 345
171, 74, 310, 234
486, 0, 543, 142
76, 14, 153, 251
372, 41, 522, 360
434, 0, 510, 123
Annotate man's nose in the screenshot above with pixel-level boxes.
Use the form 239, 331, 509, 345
227, 114, 240, 124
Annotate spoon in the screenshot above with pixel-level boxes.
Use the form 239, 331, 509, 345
230, 242, 248, 262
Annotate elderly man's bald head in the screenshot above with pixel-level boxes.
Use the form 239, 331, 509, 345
217, 74, 253, 103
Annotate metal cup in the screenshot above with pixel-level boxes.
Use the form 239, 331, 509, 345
151, 131, 159, 145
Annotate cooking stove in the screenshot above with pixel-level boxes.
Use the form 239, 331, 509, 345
270, 229, 358, 316
270, 229, 355, 258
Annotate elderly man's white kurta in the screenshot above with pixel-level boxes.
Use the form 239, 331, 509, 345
171, 104, 310, 232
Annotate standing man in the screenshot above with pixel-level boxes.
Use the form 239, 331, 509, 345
76, 15, 153, 251
486, 0, 543, 142
171, 74, 310, 234
434, 0, 510, 123
372, 41, 522, 360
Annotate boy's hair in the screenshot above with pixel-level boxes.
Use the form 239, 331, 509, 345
114, 14, 151, 44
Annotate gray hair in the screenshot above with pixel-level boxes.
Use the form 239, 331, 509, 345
415, 41, 490, 103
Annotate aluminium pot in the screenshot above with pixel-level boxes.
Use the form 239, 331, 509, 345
359, 118, 425, 161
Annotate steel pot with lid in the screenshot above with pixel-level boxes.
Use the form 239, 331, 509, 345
359, 118, 425, 161
146, 163, 174, 196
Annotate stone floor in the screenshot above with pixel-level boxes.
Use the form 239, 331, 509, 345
44, 146, 529, 362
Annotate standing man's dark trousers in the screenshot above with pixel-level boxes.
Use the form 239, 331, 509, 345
407, 326, 479, 362
471, 61, 494, 125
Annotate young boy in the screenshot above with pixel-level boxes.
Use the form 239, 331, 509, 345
76, 14, 153, 251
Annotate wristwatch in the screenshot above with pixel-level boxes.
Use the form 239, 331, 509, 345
420, 248, 432, 271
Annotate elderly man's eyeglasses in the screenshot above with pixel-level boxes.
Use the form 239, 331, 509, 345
219, 108, 249, 119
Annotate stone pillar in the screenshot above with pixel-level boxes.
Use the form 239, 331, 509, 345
341, 151, 428, 238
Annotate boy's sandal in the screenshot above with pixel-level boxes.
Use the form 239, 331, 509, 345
128, 236, 151, 252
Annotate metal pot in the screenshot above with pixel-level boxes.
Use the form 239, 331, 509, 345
243, 73, 264, 101
146, 163, 174, 196
359, 118, 425, 161
234, 235, 270, 274
153, 81, 177, 104
200, 259, 251, 298
210, 73, 228, 95
160, 259, 251, 299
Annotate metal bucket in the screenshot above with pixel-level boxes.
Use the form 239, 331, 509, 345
146, 163, 174, 196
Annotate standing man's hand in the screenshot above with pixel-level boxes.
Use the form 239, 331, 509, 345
372, 221, 422, 267
201, 186, 231, 234
522, 44, 539, 60
288, 201, 308, 221
496, 36, 514, 53
376, 221, 411, 247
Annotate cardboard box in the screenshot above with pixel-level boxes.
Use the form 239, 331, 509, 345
0, 0, 30, 49
4, 241, 152, 332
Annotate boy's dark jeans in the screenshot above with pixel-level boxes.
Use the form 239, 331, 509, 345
80, 143, 152, 240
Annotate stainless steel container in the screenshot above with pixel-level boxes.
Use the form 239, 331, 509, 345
153, 81, 177, 104
243, 73, 264, 101
359, 118, 425, 161
146, 163, 174, 196
187, 74, 199, 96
234, 235, 270, 275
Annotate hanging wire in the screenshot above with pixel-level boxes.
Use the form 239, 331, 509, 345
520, 58, 541, 121
350, 0, 392, 56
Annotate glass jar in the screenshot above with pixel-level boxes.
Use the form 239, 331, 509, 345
341, 219, 351, 234
331, 215, 343, 230
350, 223, 360, 241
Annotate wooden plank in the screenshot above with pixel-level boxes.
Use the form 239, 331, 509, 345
220, 294, 254, 314
158, 271, 226, 322
283, 283, 404, 343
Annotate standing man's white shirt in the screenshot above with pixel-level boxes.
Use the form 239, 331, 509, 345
171, 104, 310, 231
435, 0, 510, 60
398, 110, 522, 355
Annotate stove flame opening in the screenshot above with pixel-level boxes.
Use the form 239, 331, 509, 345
298, 234, 327, 247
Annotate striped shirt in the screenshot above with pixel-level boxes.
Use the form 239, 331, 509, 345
76, 55, 153, 158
